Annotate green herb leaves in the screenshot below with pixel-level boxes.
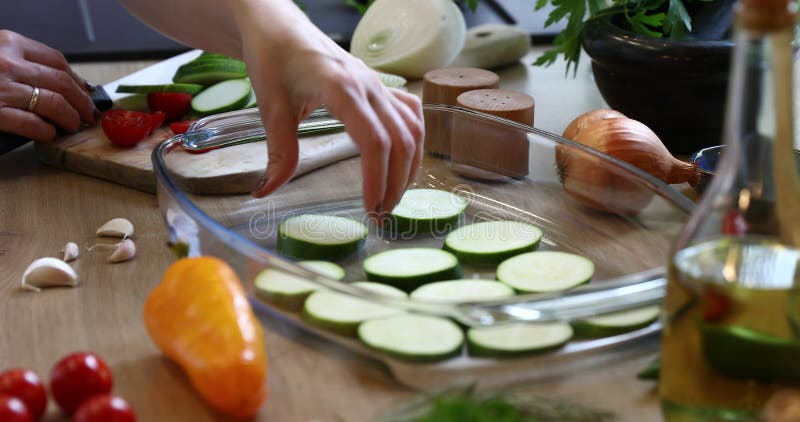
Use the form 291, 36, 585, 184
535, 0, 698, 74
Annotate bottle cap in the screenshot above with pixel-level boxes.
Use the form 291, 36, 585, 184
738, 0, 795, 30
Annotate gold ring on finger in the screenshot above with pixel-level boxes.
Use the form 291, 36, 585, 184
27, 86, 40, 112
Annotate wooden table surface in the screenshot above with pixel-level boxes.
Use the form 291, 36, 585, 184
0, 50, 662, 421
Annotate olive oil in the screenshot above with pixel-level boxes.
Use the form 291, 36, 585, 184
661, 237, 800, 420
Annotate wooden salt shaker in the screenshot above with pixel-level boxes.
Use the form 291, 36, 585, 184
422, 68, 500, 156
452, 89, 534, 179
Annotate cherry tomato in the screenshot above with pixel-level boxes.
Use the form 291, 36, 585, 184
147, 92, 192, 122
73, 395, 136, 422
0, 395, 32, 422
101, 109, 153, 147
0, 369, 46, 421
722, 209, 748, 235
169, 120, 195, 135
149, 111, 165, 133
49, 352, 113, 415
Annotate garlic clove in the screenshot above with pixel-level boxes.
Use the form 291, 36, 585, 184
60, 242, 79, 262
21, 257, 78, 292
108, 239, 136, 263
96, 218, 134, 239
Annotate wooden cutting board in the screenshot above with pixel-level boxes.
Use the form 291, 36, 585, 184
34, 50, 360, 194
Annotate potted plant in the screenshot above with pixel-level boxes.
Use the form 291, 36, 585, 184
534, 0, 737, 155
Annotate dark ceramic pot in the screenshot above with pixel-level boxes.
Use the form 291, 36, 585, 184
581, 17, 733, 155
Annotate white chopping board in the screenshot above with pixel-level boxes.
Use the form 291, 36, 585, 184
35, 50, 359, 194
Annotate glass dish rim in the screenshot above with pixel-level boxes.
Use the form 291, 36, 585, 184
152, 104, 695, 325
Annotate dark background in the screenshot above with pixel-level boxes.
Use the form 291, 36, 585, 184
0, 0, 563, 61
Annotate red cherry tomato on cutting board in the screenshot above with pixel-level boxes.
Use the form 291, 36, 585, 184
148, 92, 192, 122
149, 111, 165, 133
101, 109, 154, 147
73, 395, 136, 422
169, 120, 195, 135
0, 395, 32, 422
0, 369, 46, 421
49, 352, 113, 415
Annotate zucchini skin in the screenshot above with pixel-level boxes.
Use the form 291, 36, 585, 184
365, 265, 463, 292
383, 213, 461, 237
301, 307, 361, 337
443, 240, 540, 267
276, 235, 366, 261
570, 318, 657, 338
466, 337, 569, 358
173, 60, 248, 86
254, 289, 314, 312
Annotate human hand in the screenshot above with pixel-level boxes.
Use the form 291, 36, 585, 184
239, 2, 424, 215
0, 30, 96, 142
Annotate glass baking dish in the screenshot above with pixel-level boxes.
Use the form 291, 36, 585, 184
152, 105, 693, 389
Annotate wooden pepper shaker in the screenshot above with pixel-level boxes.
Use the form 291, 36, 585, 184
451, 89, 534, 179
422, 68, 500, 156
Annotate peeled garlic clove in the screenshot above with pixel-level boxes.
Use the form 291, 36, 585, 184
108, 239, 136, 263
96, 218, 134, 238
21, 257, 78, 292
61, 242, 79, 262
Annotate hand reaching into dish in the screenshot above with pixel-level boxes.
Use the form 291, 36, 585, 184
0, 30, 96, 142
237, 1, 424, 215
118, 0, 424, 214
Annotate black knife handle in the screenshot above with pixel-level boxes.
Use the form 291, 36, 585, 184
0, 85, 112, 154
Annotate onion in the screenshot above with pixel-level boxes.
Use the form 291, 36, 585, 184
350, 0, 466, 78
562, 109, 626, 140
557, 111, 702, 215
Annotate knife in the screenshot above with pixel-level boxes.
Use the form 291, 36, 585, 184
0, 85, 113, 155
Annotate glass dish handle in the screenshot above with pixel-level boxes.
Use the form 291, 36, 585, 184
180, 109, 344, 153
451, 268, 666, 326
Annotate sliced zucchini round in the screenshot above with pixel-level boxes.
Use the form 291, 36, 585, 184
443, 220, 543, 266
376, 71, 407, 88
190, 78, 252, 116
467, 322, 573, 357
115, 83, 205, 95
350, 281, 408, 299
173, 59, 248, 86
410, 279, 514, 303
363, 248, 462, 291
700, 323, 800, 381
277, 214, 368, 260
497, 251, 594, 293
572, 305, 661, 338
254, 260, 345, 311
386, 189, 467, 235
302, 289, 404, 336
359, 314, 464, 361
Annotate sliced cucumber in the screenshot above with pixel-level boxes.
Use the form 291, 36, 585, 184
244, 90, 257, 109
572, 305, 660, 338
376, 71, 407, 88
467, 322, 573, 357
196, 52, 234, 61
351, 281, 408, 299
443, 220, 543, 266
190, 78, 252, 116
303, 289, 404, 336
700, 323, 800, 381
115, 83, 204, 95
277, 214, 368, 260
363, 248, 462, 291
497, 251, 594, 293
410, 279, 514, 303
386, 189, 467, 235
359, 314, 464, 361
173, 59, 248, 86
254, 260, 345, 311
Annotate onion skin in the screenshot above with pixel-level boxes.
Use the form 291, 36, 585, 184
557, 111, 702, 215
562, 109, 626, 141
